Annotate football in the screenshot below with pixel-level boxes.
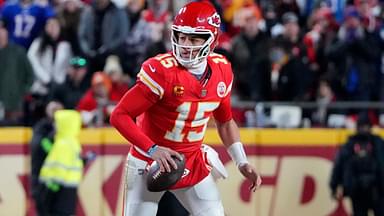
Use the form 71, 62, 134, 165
146, 154, 185, 192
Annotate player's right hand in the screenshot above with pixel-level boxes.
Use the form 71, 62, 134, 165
150, 146, 182, 173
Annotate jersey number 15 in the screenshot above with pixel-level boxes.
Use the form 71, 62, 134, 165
165, 102, 219, 142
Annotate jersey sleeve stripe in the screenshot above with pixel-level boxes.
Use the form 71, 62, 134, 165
133, 146, 151, 158
137, 69, 164, 98
224, 79, 233, 97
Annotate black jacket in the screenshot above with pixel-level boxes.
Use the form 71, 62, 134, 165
330, 133, 384, 197
30, 118, 55, 198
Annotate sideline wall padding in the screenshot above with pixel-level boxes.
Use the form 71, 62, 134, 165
0, 127, 369, 216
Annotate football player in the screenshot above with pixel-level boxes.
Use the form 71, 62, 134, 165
0, 0, 55, 49
110, 2, 262, 216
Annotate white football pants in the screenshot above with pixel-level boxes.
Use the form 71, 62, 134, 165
122, 153, 225, 216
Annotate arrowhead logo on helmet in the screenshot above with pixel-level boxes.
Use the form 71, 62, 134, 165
208, 13, 221, 28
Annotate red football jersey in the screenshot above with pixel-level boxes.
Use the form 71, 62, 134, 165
130, 52, 234, 188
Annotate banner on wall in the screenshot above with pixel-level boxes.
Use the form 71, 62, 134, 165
0, 128, 355, 216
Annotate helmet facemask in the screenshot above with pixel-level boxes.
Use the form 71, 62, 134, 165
171, 26, 215, 68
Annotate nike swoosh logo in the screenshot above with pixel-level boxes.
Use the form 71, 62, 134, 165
149, 64, 156, 73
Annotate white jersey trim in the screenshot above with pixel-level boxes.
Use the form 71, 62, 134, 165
133, 146, 151, 158
137, 69, 165, 99
224, 78, 233, 97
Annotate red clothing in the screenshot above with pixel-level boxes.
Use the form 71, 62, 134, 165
77, 83, 128, 112
76, 90, 98, 111
303, 32, 318, 64
110, 82, 129, 102
142, 9, 170, 23
110, 52, 234, 189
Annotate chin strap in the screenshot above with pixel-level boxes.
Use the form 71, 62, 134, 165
184, 59, 207, 75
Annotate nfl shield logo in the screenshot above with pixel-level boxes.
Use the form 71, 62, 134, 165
201, 89, 207, 97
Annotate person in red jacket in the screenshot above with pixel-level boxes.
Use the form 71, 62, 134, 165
76, 71, 114, 127
103, 55, 130, 101
110, 2, 262, 216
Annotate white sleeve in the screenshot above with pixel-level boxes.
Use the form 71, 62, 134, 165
53, 42, 72, 84
27, 38, 51, 84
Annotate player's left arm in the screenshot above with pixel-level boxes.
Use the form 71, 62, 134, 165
213, 73, 261, 191
215, 112, 262, 192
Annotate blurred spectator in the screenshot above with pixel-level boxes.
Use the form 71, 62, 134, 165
276, 12, 304, 51
277, 12, 301, 43
122, 0, 171, 77
231, 1, 262, 35
141, 0, 174, 58
78, 0, 128, 80
327, 6, 381, 106
330, 115, 384, 216
30, 101, 63, 215
353, 0, 384, 107
0, 0, 55, 49
142, 23, 169, 60
230, 4, 271, 101
28, 16, 73, 97
171, 0, 189, 14
122, 0, 148, 77
143, 0, 170, 23
218, 0, 258, 36
57, 0, 84, 55
49, 56, 89, 109
304, 6, 339, 82
355, 0, 381, 32
319, 0, 346, 23
312, 78, 338, 126
267, 46, 297, 100
142, 12, 174, 61
103, 55, 130, 100
274, 0, 301, 23
261, 3, 284, 37
292, 0, 316, 20
269, 12, 313, 101
77, 71, 115, 127
0, 25, 34, 125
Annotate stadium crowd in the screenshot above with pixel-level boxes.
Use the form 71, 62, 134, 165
1, 0, 384, 128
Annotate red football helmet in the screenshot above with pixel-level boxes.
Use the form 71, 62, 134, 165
172, 1, 221, 67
